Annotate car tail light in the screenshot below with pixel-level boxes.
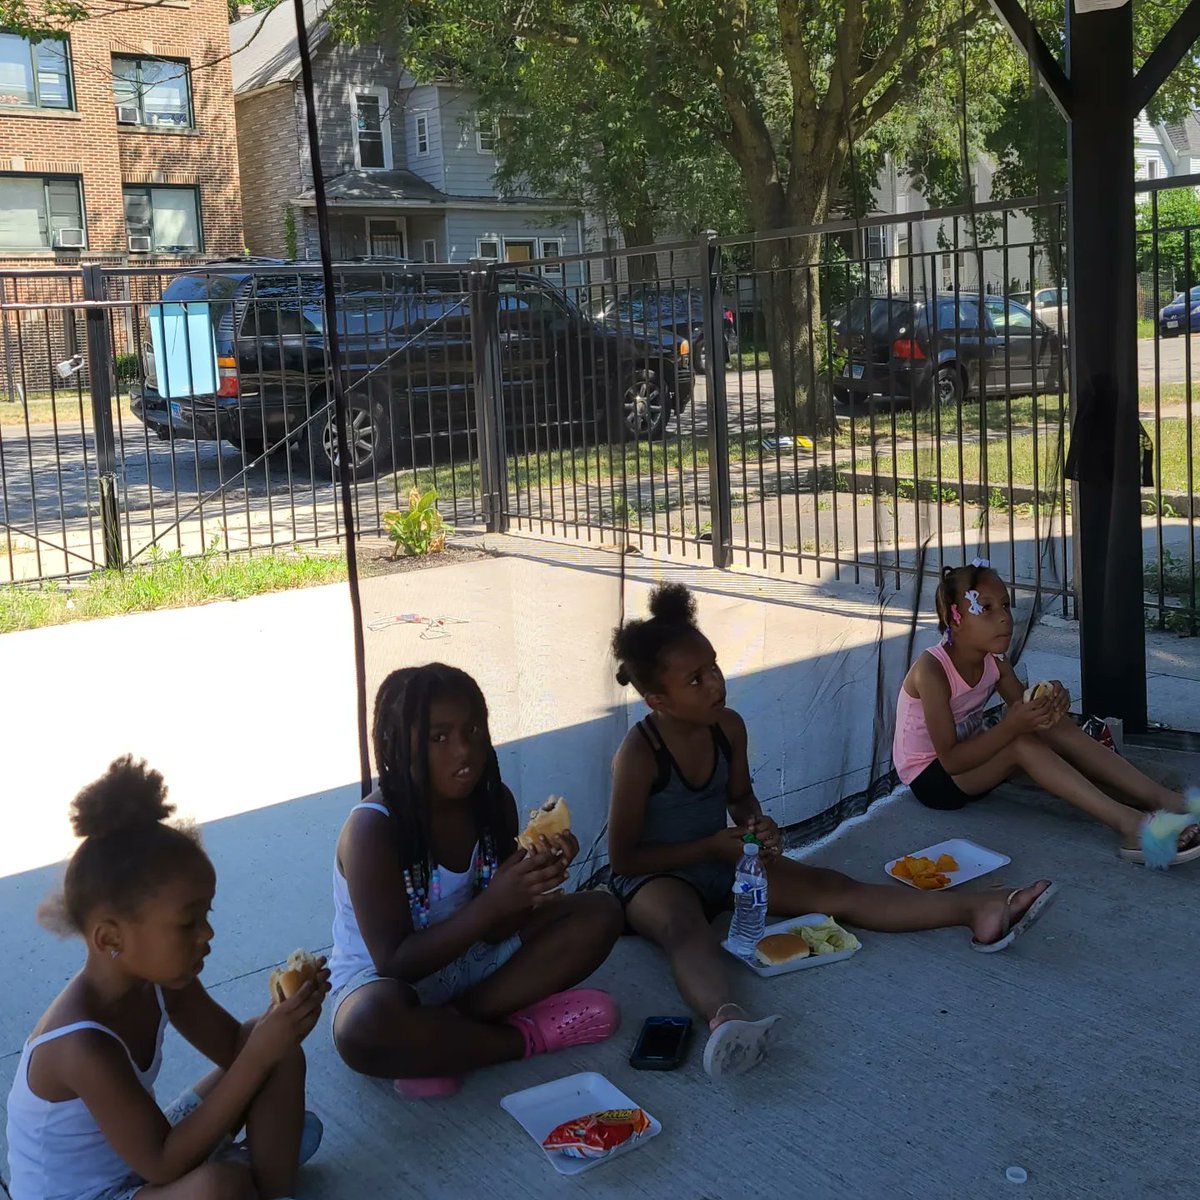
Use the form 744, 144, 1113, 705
891, 337, 926, 360
217, 355, 239, 397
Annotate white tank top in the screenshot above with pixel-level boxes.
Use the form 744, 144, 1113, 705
329, 801, 481, 993
6, 987, 167, 1200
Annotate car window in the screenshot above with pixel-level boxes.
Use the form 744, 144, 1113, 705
985, 297, 1033, 331
247, 277, 323, 337
933, 296, 981, 332
499, 280, 573, 320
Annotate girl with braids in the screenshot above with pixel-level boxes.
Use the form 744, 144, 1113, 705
610, 584, 1055, 1080
896, 559, 1200, 866
329, 664, 623, 1098
6, 757, 327, 1200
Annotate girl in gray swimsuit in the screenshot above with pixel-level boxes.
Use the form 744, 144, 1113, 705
608, 583, 1055, 1082
609, 716, 737, 917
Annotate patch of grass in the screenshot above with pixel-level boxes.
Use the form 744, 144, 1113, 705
1, 392, 93, 429
0, 547, 346, 634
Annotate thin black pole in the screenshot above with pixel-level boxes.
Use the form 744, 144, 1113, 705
292, 0, 372, 793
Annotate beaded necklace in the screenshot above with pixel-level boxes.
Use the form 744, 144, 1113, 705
403, 833, 497, 930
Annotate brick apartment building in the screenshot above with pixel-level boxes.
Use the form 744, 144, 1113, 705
0, 0, 244, 266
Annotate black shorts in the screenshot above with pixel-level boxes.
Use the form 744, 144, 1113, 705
909, 760, 992, 811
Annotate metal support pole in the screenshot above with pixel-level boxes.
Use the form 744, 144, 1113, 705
468, 259, 507, 532
1065, 3, 1147, 729
700, 232, 732, 568
81, 264, 122, 571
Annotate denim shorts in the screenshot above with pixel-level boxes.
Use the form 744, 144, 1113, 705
330, 935, 522, 1027
93, 1090, 242, 1200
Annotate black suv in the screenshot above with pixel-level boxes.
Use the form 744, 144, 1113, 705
831, 293, 1062, 410
132, 263, 693, 477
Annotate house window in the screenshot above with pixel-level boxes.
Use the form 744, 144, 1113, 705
540, 237, 564, 282
1147, 157, 1160, 180
123, 186, 202, 254
0, 32, 72, 109
366, 216, 404, 257
477, 238, 499, 260
422, 237, 437, 262
113, 56, 192, 128
476, 115, 497, 154
352, 86, 391, 170
414, 113, 429, 155
0, 175, 84, 250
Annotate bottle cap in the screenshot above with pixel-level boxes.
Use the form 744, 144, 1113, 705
742, 838, 761, 854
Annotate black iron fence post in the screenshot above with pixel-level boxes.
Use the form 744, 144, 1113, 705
701, 232, 732, 568
81, 264, 122, 571
468, 259, 507, 532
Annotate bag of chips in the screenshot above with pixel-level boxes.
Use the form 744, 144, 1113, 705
543, 1108, 651, 1160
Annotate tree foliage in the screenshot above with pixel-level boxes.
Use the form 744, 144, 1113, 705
1136, 186, 1200, 292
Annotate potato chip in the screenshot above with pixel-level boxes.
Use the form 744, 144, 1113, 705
934, 853, 959, 873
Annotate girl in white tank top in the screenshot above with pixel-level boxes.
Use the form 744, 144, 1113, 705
6, 756, 328, 1200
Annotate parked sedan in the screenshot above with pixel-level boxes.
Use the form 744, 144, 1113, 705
831, 293, 1062, 411
1158, 285, 1200, 337
593, 287, 737, 374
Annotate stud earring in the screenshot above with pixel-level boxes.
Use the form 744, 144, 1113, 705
110, 949, 120, 959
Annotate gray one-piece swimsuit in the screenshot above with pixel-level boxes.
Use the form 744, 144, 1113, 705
609, 716, 735, 916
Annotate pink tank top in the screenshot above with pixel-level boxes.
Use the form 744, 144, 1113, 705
893, 644, 1000, 784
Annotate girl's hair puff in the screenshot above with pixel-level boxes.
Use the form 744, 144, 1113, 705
372, 664, 510, 886
611, 582, 701, 694
39, 756, 209, 937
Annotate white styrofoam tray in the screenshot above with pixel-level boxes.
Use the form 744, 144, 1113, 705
500, 1071, 662, 1176
722, 912, 862, 977
885, 837, 1011, 890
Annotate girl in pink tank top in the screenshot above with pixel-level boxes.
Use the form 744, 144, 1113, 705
894, 560, 1200, 868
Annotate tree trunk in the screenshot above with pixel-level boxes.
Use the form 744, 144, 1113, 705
621, 210, 658, 283
747, 174, 836, 437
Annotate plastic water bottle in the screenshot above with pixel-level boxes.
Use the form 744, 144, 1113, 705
727, 837, 768, 959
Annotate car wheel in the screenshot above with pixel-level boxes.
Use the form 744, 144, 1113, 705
307, 396, 391, 479
936, 364, 964, 408
610, 367, 668, 441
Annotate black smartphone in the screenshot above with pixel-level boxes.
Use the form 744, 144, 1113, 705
629, 1015, 692, 1070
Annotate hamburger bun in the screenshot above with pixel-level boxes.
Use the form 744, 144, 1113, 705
754, 931, 811, 966
518, 795, 571, 851
268, 948, 320, 1004
1023, 680, 1056, 704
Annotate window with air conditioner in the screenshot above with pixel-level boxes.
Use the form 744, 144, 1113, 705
123, 185, 202, 254
0, 175, 84, 250
0, 32, 73, 109
112, 55, 192, 128
352, 86, 391, 170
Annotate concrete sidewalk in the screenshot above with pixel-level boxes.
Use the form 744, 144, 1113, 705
3, 769, 1197, 1199
1, 545, 1197, 1198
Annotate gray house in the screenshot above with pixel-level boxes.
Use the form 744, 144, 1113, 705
228, 1, 583, 279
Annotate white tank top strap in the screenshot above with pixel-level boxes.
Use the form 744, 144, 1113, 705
352, 801, 390, 817
24, 1020, 125, 1054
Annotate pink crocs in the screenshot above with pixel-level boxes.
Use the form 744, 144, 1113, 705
393, 1076, 461, 1100
505, 988, 619, 1058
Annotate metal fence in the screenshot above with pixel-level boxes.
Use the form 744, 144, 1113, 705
2, 190, 1197, 637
